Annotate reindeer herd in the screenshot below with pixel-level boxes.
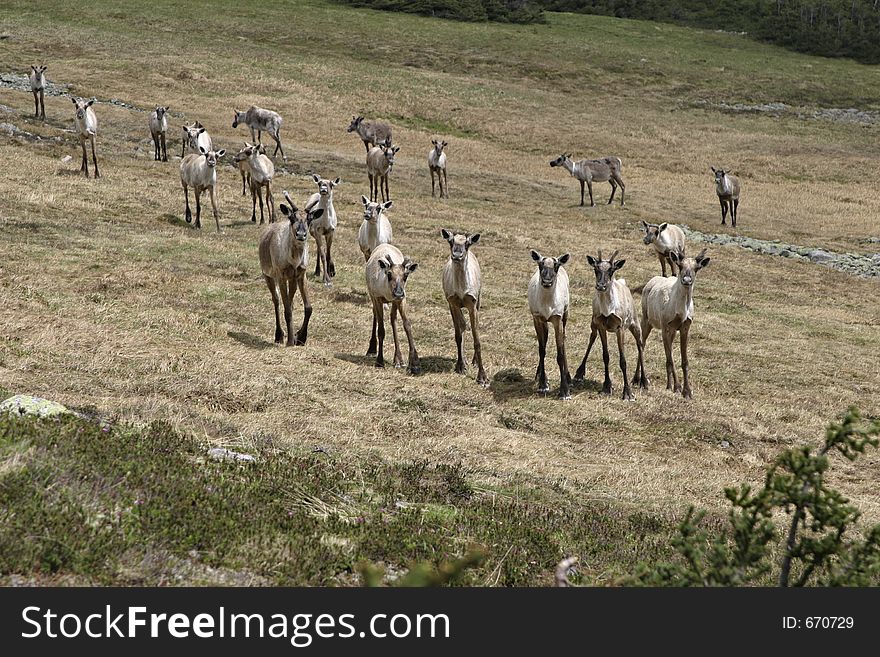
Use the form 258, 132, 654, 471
19, 64, 746, 402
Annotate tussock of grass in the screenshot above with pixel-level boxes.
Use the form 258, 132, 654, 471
0, 415, 679, 585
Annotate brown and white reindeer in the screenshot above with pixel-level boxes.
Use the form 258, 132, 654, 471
29, 65, 47, 120
149, 106, 169, 162
71, 97, 99, 178
181, 122, 212, 159
640, 247, 712, 399
428, 139, 448, 199
574, 249, 647, 400
259, 191, 325, 346
528, 250, 571, 399
179, 145, 226, 232
642, 221, 686, 277
364, 243, 421, 375
549, 153, 625, 207
347, 115, 392, 152
233, 106, 286, 160
234, 142, 275, 224
367, 141, 398, 202
711, 167, 740, 227
305, 174, 341, 287
440, 229, 487, 386
358, 196, 394, 261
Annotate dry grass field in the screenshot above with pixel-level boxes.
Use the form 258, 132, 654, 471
0, 0, 879, 583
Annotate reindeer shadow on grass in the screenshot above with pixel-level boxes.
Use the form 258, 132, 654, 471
491, 367, 596, 401
228, 331, 274, 350
157, 213, 189, 228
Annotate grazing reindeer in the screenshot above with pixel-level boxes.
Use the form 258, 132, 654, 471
71, 97, 99, 178
428, 139, 448, 198
574, 249, 647, 400
347, 115, 392, 152
234, 143, 254, 196
711, 167, 740, 227
441, 229, 487, 386
528, 250, 572, 399
181, 122, 212, 158
549, 153, 625, 207
234, 142, 275, 224
367, 141, 398, 202
305, 174, 341, 287
149, 106, 169, 162
364, 243, 421, 374
233, 106, 285, 160
358, 196, 393, 260
259, 191, 324, 346
641, 248, 711, 399
642, 221, 686, 277
179, 145, 226, 232
29, 65, 47, 120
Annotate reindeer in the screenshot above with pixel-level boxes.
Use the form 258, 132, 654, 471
149, 106, 169, 162
179, 146, 226, 232
367, 141, 398, 203
233, 106, 285, 159
549, 153, 625, 207
365, 243, 421, 374
641, 248, 711, 399
440, 229, 487, 386
305, 174, 341, 287
428, 139, 448, 198
642, 221, 686, 277
347, 115, 392, 152
181, 122, 212, 159
259, 192, 324, 346
71, 97, 99, 178
29, 65, 47, 120
711, 167, 740, 227
574, 249, 647, 400
528, 250, 572, 399
234, 142, 275, 224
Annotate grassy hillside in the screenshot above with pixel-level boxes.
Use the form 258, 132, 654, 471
0, 1, 878, 584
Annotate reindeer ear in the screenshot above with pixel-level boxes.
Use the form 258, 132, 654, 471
468, 233, 481, 245
361, 195, 369, 206
442, 140, 448, 146
669, 251, 681, 264
199, 146, 207, 155
381, 200, 393, 210
393, 146, 400, 153
658, 223, 668, 232
697, 256, 711, 269
641, 220, 649, 229
711, 167, 717, 173
312, 174, 320, 184
216, 149, 225, 157
71, 97, 78, 105
613, 259, 626, 271
86, 99, 95, 107
309, 208, 325, 221
530, 250, 542, 263
586, 255, 597, 267
432, 139, 437, 145
440, 228, 453, 242
557, 253, 570, 266
405, 261, 418, 274
332, 177, 341, 186
280, 204, 292, 218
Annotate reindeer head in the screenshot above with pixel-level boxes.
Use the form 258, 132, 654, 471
711, 167, 733, 192
361, 196, 392, 223
549, 153, 571, 168
155, 106, 169, 120
312, 174, 340, 197
530, 250, 570, 288
232, 109, 247, 129
669, 248, 710, 287
431, 139, 448, 156
280, 192, 325, 242
586, 249, 625, 293
198, 146, 225, 168
71, 97, 95, 120
380, 142, 399, 168
31, 65, 47, 77
234, 142, 265, 163
378, 254, 418, 300
347, 116, 364, 133
441, 229, 479, 262
183, 124, 206, 149
642, 221, 669, 246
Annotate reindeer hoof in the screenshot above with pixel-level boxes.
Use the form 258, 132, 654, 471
623, 390, 635, 401
559, 392, 572, 401
476, 374, 489, 387
537, 385, 550, 394
682, 389, 692, 400
375, 360, 385, 368
408, 365, 422, 376
454, 362, 466, 375
328, 263, 336, 277
601, 385, 612, 396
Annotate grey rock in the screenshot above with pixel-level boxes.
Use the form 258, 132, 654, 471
0, 395, 70, 418
207, 447, 256, 463
808, 249, 834, 263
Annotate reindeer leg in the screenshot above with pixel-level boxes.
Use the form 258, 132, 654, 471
80, 139, 88, 176
431, 169, 436, 198
250, 181, 258, 223
266, 185, 275, 224
398, 299, 421, 375
449, 299, 465, 375
720, 198, 727, 225
183, 183, 192, 223
153, 134, 159, 161
617, 329, 634, 400
194, 188, 202, 229
680, 320, 692, 399
161, 133, 167, 162
551, 316, 570, 400
599, 327, 612, 395
326, 231, 336, 278
466, 298, 487, 386
573, 324, 598, 384
663, 327, 679, 392
313, 232, 323, 278
533, 316, 549, 393
210, 185, 221, 233
280, 275, 294, 346
390, 302, 403, 367
90, 134, 99, 178
617, 174, 625, 205
367, 299, 378, 356
443, 168, 448, 199
732, 199, 739, 228
294, 273, 311, 346
373, 299, 385, 368
587, 179, 595, 207
39, 89, 45, 120
33, 91, 39, 118
579, 179, 585, 206
266, 276, 284, 343
630, 323, 649, 390
659, 252, 668, 277
607, 180, 617, 205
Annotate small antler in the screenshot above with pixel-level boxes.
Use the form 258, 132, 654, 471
282, 190, 298, 212
385, 254, 395, 268
608, 249, 620, 263
597, 248, 603, 262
